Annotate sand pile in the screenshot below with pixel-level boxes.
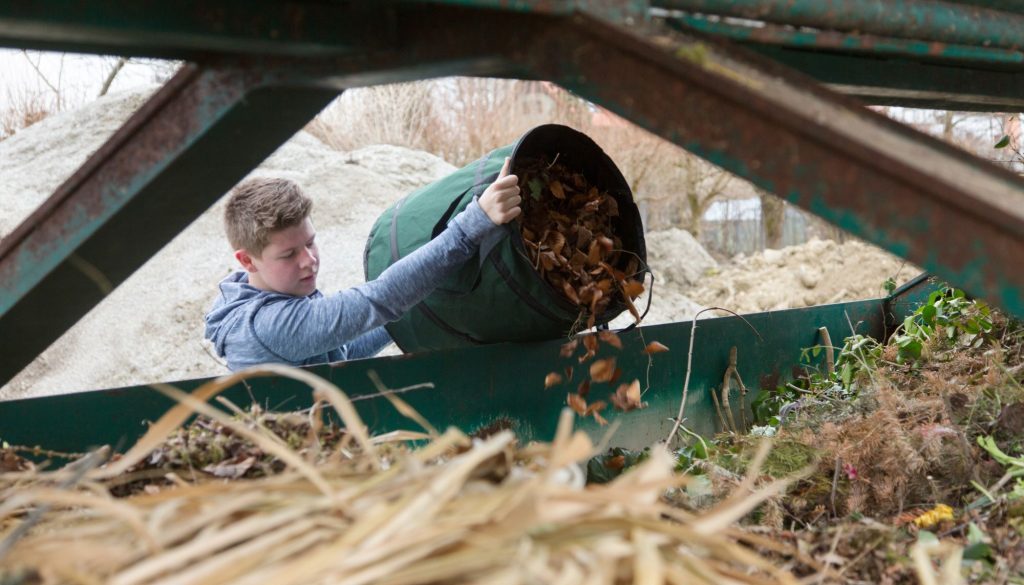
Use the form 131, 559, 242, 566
0, 89, 456, 399
685, 238, 920, 314
1, 88, 919, 399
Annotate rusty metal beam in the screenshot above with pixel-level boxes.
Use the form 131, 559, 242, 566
526, 13, 1024, 318
0, 6, 537, 387
0, 67, 340, 385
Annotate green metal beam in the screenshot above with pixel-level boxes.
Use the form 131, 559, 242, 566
750, 45, 1024, 111
673, 15, 1024, 68
0, 0, 392, 60
526, 13, 1024, 319
655, 0, 1024, 51
0, 298, 895, 453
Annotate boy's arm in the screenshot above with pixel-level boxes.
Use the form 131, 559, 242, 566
346, 326, 393, 360
251, 200, 506, 362
252, 159, 520, 363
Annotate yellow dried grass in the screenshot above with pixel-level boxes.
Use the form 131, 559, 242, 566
0, 365, 805, 584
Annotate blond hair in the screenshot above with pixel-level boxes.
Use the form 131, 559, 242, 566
224, 178, 312, 255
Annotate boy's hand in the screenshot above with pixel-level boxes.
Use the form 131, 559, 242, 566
479, 157, 522, 225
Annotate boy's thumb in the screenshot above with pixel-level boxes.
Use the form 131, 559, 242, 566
499, 157, 511, 178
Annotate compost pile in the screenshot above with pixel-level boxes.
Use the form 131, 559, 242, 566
644, 287, 1024, 583
0, 366, 802, 585
516, 157, 644, 328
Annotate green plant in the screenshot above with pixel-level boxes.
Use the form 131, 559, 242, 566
895, 287, 993, 362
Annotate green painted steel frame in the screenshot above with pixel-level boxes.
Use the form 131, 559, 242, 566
0, 297, 900, 453
655, 0, 1024, 50
0, 2, 1023, 403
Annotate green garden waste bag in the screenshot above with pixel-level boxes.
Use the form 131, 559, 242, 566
364, 124, 647, 352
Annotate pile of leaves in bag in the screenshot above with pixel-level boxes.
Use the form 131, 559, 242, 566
516, 157, 645, 327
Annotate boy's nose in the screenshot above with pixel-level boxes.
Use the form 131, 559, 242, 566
301, 246, 318, 267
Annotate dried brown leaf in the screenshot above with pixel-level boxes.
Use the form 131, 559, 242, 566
589, 358, 617, 383
644, 341, 670, 354
567, 393, 587, 416
577, 379, 591, 398
611, 379, 644, 412
544, 372, 563, 389
598, 330, 623, 350
550, 180, 566, 199
560, 339, 579, 358
623, 279, 645, 299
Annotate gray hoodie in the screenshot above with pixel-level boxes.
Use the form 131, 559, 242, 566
205, 198, 499, 371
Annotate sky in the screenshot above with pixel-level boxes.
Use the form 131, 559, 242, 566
0, 49, 174, 113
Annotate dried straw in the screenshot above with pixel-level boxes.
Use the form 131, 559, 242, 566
0, 365, 804, 584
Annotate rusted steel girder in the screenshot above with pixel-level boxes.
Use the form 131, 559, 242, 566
525, 13, 1024, 318
0, 7, 538, 387
0, 66, 340, 385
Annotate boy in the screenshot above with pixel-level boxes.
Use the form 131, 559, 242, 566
205, 159, 521, 371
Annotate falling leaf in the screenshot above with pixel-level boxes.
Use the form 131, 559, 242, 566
560, 339, 579, 358
564, 366, 574, 380
596, 236, 614, 253
610, 379, 644, 412
550, 180, 566, 199
644, 341, 670, 354
609, 367, 623, 385
593, 411, 608, 426
544, 372, 563, 389
598, 330, 623, 350
567, 393, 587, 416
577, 379, 591, 398
585, 400, 607, 416
590, 357, 617, 382
583, 335, 598, 354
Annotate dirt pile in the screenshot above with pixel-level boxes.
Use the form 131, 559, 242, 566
686, 238, 920, 313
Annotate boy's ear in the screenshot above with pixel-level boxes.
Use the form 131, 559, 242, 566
234, 249, 258, 273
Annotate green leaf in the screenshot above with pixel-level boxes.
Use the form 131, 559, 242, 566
995, 135, 1011, 149
917, 530, 939, 546
921, 304, 937, 325
528, 178, 543, 200
963, 542, 994, 561
811, 346, 822, 358
883, 277, 897, 295
967, 522, 987, 545
841, 362, 852, 387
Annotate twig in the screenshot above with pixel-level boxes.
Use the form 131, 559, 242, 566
818, 327, 835, 377
98, 56, 128, 97
830, 456, 841, 518
546, 152, 561, 169
666, 306, 762, 445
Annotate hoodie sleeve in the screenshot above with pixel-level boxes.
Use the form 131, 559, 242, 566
250, 199, 500, 362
